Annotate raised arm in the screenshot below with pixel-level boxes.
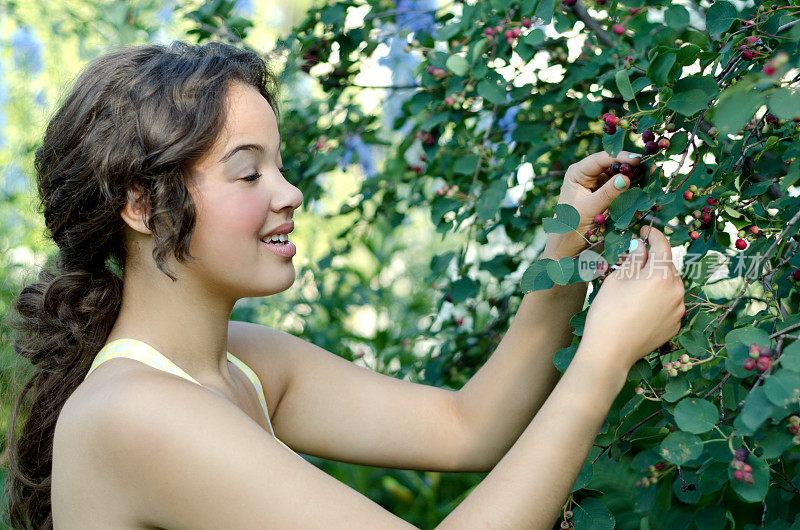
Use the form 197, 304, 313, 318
454, 150, 643, 471
439, 224, 685, 528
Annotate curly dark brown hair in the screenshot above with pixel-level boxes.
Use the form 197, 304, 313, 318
1, 40, 281, 529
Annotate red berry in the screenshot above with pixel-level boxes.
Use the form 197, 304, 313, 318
743, 358, 756, 370
701, 206, 711, 213
742, 464, 752, 473
744, 474, 755, 485
765, 113, 778, 125
792, 268, 800, 281
745, 36, 758, 45
522, 17, 532, 28
604, 114, 619, 126
595, 214, 606, 225
629, 7, 639, 14
611, 23, 625, 35
756, 355, 771, 372
684, 190, 693, 200
735, 238, 748, 250
504, 29, 513, 39
484, 27, 494, 37
512, 27, 521, 37
749, 225, 759, 235
603, 123, 617, 135
494, 25, 503, 34
619, 163, 633, 176
790, 425, 800, 434
734, 470, 746, 481
701, 213, 712, 225
658, 137, 670, 150
641, 130, 656, 143
690, 230, 700, 240
445, 96, 454, 105
764, 64, 777, 76
455, 317, 463, 325
706, 197, 717, 206
644, 141, 659, 155
742, 50, 754, 60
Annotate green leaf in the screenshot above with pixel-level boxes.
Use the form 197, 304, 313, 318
736, 386, 775, 434
450, 277, 478, 303
601, 126, 625, 157
546, 257, 574, 285
477, 79, 507, 105
663, 377, 691, 402
609, 188, 647, 229
667, 89, 711, 116
648, 52, 677, 87
710, 84, 765, 135
542, 203, 580, 234
616, 69, 634, 101
676, 44, 702, 65
522, 28, 545, 46
674, 398, 720, 434
659, 431, 704, 465
678, 330, 710, 356
763, 369, 800, 407
573, 498, 615, 530
781, 340, 800, 372
521, 259, 555, 292
767, 88, 800, 120
476, 179, 508, 221
665, 5, 690, 30
445, 55, 469, 77
706, 1, 738, 35
453, 154, 480, 175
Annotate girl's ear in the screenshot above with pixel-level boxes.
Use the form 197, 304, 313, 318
120, 185, 153, 235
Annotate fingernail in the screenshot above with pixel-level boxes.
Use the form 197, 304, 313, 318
628, 238, 639, 252
614, 174, 627, 190
628, 153, 642, 159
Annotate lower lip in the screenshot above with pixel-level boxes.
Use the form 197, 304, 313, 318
262, 238, 296, 258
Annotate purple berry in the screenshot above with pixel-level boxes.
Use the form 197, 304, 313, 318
641, 130, 656, 143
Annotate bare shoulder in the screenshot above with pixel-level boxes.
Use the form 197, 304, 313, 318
58, 364, 417, 529
226, 320, 298, 409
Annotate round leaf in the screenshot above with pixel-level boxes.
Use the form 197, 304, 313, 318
674, 398, 719, 434
659, 431, 703, 465
572, 497, 615, 530
706, 1, 737, 35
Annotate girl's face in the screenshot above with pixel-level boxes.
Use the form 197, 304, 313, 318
185, 81, 304, 301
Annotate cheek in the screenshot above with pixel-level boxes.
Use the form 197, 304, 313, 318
195, 190, 268, 249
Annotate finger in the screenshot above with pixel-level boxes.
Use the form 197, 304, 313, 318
640, 225, 676, 276
583, 171, 630, 216
612, 237, 649, 278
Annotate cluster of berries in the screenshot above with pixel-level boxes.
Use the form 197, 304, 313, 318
683, 189, 718, 241
730, 449, 755, 484
743, 343, 774, 372
585, 213, 608, 243
482, 18, 532, 45
788, 415, 800, 445
436, 184, 459, 197
734, 225, 761, 250
600, 113, 628, 135
558, 510, 574, 529
738, 35, 759, 61
425, 65, 448, 80
641, 129, 670, 155
663, 354, 694, 377
634, 462, 665, 487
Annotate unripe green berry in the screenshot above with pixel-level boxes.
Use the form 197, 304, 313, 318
688, 184, 697, 193
680, 353, 690, 363
680, 363, 691, 372
619, 118, 629, 128
669, 368, 678, 377
738, 230, 746, 238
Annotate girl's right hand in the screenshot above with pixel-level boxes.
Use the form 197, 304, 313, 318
582, 225, 686, 371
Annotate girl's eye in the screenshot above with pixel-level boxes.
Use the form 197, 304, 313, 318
242, 172, 262, 182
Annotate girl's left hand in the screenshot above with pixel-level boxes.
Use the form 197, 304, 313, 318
541, 150, 643, 261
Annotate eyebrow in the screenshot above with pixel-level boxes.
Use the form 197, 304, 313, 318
219, 136, 281, 164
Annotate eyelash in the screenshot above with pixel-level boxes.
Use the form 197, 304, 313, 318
242, 168, 288, 182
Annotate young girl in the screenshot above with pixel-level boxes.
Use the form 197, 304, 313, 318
2, 40, 684, 529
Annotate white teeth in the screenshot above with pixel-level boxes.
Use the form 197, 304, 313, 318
264, 233, 289, 243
